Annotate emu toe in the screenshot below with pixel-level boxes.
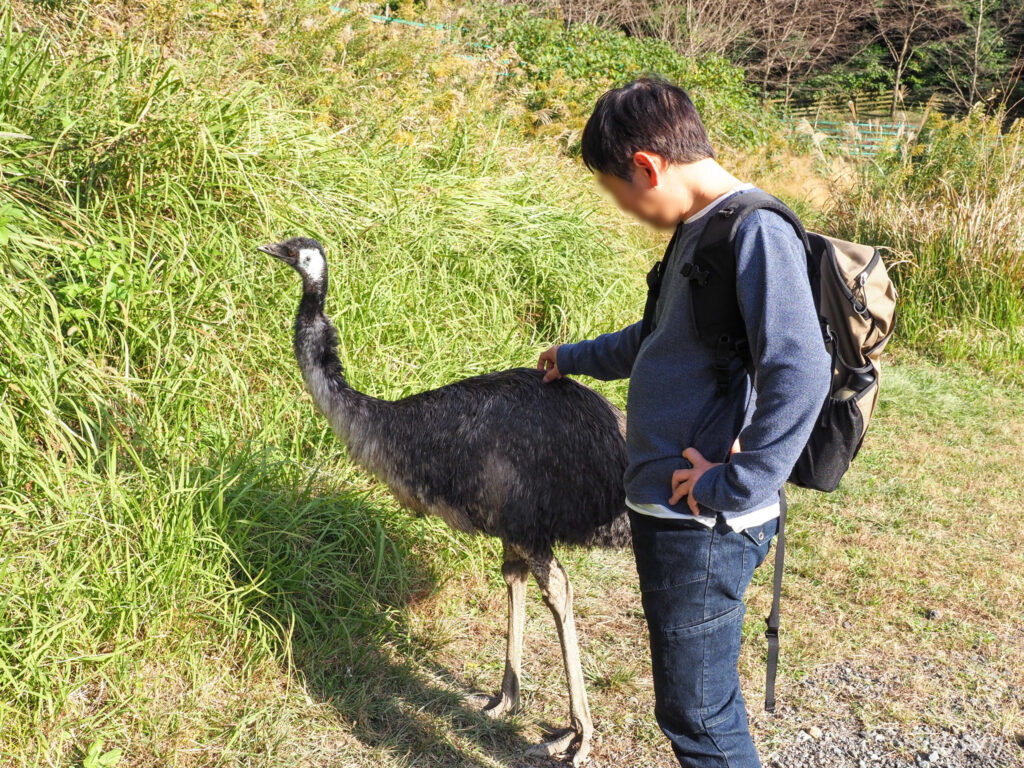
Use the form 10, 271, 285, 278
462, 690, 518, 718
524, 725, 591, 766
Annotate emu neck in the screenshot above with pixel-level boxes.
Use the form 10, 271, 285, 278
293, 275, 387, 451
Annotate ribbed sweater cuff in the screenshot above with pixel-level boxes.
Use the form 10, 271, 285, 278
556, 342, 580, 376
690, 463, 724, 510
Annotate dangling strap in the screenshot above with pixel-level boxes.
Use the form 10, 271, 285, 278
820, 323, 838, 428
639, 259, 665, 341
765, 485, 787, 713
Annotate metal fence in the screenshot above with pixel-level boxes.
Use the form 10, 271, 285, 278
767, 93, 950, 158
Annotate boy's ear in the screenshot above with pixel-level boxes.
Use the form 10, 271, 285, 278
632, 151, 662, 188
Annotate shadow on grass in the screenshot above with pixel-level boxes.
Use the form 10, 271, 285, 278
216, 452, 553, 767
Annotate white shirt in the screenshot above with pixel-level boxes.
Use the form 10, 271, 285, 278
624, 182, 781, 533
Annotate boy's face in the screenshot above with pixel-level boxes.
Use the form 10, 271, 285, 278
594, 152, 680, 230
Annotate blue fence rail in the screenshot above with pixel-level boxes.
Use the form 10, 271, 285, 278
781, 115, 921, 158
330, 5, 511, 67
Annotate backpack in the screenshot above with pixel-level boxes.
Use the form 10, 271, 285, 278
637, 187, 898, 712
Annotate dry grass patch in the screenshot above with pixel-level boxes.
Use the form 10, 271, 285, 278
371, 353, 1024, 767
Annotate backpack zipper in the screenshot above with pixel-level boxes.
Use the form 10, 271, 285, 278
828, 241, 876, 317
855, 248, 881, 314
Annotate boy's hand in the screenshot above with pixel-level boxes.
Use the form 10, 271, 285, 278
537, 344, 563, 383
669, 446, 723, 515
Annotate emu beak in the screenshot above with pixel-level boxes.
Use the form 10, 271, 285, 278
257, 242, 287, 259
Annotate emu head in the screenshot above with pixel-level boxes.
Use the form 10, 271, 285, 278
258, 236, 327, 287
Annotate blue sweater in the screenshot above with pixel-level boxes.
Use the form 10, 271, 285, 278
555, 188, 832, 522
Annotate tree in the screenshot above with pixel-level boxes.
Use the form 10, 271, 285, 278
871, 0, 962, 116
620, 0, 761, 59
737, 0, 875, 105
933, 0, 1024, 112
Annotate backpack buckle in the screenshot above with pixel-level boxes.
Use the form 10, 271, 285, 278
680, 262, 710, 287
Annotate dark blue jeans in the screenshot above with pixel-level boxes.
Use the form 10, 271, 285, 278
628, 506, 778, 768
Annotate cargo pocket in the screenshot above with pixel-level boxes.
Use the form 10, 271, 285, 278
647, 603, 746, 738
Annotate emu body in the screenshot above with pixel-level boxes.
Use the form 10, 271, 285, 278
260, 237, 632, 765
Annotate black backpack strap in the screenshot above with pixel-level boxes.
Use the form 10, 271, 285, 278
639, 220, 685, 342
765, 484, 787, 712
689, 202, 754, 395
686, 190, 814, 396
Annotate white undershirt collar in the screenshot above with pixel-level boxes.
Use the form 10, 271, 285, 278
683, 182, 754, 224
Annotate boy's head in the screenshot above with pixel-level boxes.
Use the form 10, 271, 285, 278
581, 75, 718, 228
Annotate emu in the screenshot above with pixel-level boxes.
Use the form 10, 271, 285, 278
259, 236, 632, 765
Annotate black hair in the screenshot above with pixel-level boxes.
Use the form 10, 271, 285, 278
580, 74, 716, 181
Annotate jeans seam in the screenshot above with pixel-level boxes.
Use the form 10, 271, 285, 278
705, 708, 732, 729
701, 603, 745, 767
640, 571, 709, 592
700, 621, 736, 767
738, 533, 748, 596
701, 524, 715, 622
704, 717, 737, 768
699, 524, 716, 719
659, 602, 744, 638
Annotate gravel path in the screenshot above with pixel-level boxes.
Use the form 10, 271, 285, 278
522, 718, 1023, 768
526, 657, 1024, 768
759, 659, 1023, 768
764, 721, 1022, 768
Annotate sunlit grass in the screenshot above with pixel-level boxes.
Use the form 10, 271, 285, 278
0, 2, 649, 762
827, 106, 1024, 383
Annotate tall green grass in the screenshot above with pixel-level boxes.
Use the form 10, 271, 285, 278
460, 3, 781, 153
0, 2, 650, 761
829, 105, 1024, 384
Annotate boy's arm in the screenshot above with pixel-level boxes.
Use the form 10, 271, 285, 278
555, 319, 643, 381
690, 209, 832, 512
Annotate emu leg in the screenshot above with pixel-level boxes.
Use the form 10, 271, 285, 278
463, 543, 529, 718
524, 550, 593, 766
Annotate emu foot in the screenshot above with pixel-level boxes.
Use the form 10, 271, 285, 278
462, 690, 518, 718
524, 724, 591, 766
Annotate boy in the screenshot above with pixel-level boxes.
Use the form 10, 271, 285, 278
536, 75, 831, 767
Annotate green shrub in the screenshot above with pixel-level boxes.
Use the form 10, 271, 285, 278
460, 3, 783, 154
